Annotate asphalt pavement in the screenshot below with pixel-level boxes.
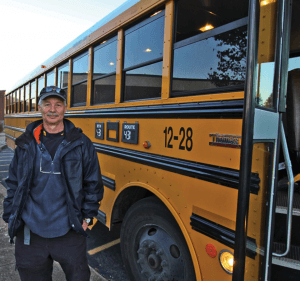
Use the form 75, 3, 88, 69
0, 133, 108, 281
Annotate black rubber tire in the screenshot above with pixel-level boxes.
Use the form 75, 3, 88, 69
120, 196, 197, 281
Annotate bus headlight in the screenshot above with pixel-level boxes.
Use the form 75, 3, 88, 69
219, 250, 234, 274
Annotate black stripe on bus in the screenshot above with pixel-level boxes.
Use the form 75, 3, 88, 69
93, 143, 260, 194
96, 210, 106, 225
4, 100, 244, 119
102, 175, 115, 191
4, 125, 26, 132
5, 134, 16, 141
190, 213, 257, 259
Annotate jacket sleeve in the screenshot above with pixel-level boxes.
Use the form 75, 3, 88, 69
81, 136, 104, 219
2, 148, 20, 223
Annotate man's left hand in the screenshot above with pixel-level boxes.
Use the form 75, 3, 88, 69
82, 221, 88, 231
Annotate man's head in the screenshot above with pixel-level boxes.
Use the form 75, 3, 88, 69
38, 86, 67, 127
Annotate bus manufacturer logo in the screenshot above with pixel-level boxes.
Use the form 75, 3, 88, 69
209, 133, 241, 149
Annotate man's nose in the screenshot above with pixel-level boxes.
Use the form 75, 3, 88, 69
50, 104, 56, 111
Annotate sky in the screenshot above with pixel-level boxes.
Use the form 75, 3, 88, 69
0, 0, 129, 92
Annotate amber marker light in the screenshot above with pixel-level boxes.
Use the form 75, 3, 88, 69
41, 65, 46, 68
143, 141, 151, 149
199, 24, 214, 32
219, 250, 234, 275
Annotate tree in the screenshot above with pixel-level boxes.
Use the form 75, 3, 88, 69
208, 27, 247, 87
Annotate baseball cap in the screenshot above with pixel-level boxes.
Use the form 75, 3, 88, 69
39, 86, 67, 102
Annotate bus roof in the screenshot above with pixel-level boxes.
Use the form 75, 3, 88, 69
8, 0, 141, 94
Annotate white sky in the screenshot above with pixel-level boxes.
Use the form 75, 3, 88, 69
0, 0, 128, 92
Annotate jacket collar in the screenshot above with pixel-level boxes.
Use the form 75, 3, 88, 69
15, 119, 82, 148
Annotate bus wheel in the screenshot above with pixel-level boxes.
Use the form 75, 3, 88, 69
120, 196, 196, 281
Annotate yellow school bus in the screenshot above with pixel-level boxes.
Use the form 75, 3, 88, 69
4, 0, 300, 280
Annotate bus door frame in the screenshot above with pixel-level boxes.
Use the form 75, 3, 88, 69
232, 0, 292, 280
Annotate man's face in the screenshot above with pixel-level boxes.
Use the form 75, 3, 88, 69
38, 97, 67, 126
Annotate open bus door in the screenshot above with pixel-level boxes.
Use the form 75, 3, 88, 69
233, 0, 296, 280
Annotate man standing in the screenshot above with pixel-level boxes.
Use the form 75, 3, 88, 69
2, 86, 103, 281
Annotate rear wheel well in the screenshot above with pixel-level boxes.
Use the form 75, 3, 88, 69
111, 186, 153, 227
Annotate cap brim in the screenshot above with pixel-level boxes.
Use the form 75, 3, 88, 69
39, 92, 66, 101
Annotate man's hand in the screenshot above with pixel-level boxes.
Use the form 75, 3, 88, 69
82, 220, 89, 231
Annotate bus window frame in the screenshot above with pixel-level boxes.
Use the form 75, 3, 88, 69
171, 16, 248, 97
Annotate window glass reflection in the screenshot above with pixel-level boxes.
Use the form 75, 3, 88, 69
93, 75, 116, 104
172, 26, 247, 93
47, 71, 55, 86
25, 84, 29, 112
58, 63, 69, 88
175, 0, 248, 42
73, 53, 88, 84
257, 62, 274, 108
20, 88, 24, 112
15, 91, 18, 113
124, 15, 164, 69
31, 81, 36, 111
11, 93, 14, 113
73, 82, 87, 105
124, 61, 162, 101
93, 40, 117, 79
38, 77, 44, 96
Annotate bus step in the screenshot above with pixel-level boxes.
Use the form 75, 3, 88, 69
272, 242, 300, 270
275, 190, 300, 216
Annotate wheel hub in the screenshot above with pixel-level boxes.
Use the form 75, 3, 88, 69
136, 226, 184, 281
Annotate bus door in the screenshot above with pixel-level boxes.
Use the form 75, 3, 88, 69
233, 0, 294, 280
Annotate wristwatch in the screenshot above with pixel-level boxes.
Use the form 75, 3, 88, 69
84, 218, 91, 224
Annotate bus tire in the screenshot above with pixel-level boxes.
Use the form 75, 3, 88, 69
120, 196, 196, 281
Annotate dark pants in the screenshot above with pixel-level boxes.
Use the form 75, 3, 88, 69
15, 227, 90, 281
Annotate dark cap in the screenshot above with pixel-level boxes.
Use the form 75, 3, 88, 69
39, 86, 67, 102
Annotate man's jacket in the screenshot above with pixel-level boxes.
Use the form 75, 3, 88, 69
2, 119, 104, 242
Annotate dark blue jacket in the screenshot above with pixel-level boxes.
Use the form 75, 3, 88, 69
2, 119, 104, 242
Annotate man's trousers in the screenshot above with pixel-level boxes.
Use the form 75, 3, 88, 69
15, 226, 90, 281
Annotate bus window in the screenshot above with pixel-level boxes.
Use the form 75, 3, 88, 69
38, 76, 45, 98
72, 51, 88, 107
92, 36, 117, 104
123, 10, 165, 101
11, 92, 14, 113
20, 87, 24, 112
46, 70, 55, 87
25, 84, 29, 112
30, 81, 36, 111
6, 95, 9, 114
8, 94, 11, 114
58, 62, 69, 94
14, 91, 18, 113
172, 0, 248, 96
